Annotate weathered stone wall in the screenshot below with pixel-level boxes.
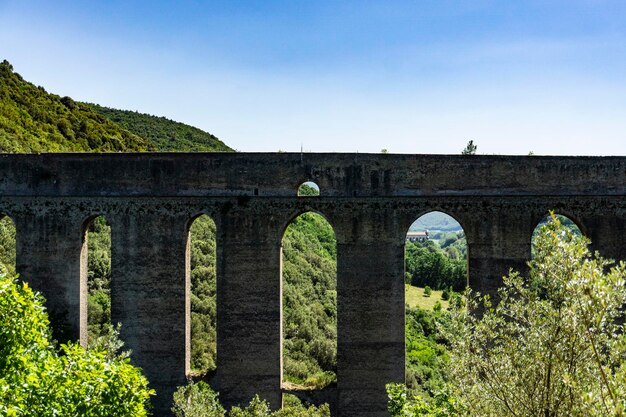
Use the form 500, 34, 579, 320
2, 153, 626, 417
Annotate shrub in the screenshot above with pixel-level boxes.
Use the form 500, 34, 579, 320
440, 287, 450, 301
172, 382, 330, 417
172, 381, 225, 417
445, 214, 626, 416
423, 286, 432, 297
387, 383, 465, 417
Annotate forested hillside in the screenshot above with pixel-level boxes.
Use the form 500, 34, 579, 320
0, 60, 152, 153
87, 104, 232, 152
0, 60, 231, 153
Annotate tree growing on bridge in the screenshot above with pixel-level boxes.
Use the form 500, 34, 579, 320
461, 140, 477, 155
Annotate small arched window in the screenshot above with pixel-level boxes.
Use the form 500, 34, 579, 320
297, 181, 320, 196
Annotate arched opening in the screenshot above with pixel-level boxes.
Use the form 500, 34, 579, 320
297, 181, 320, 196
281, 212, 337, 391
404, 211, 467, 397
532, 213, 583, 257
187, 214, 217, 377
0, 214, 16, 277
83, 216, 112, 346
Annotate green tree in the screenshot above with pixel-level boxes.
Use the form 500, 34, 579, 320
445, 215, 626, 416
405, 240, 466, 291
0, 274, 154, 416
0, 61, 152, 153
172, 381, 226, 417
86, 217, 113, 345
87, 103, 232, 152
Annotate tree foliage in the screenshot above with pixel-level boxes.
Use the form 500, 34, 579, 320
444, 215, 626, 416
405, 306, 450, 398
0, 274, 153, 417
0, 60, 232, 153
189, 215, 218, 374
297, 183, 320, 196
387, 382, 466, 417
405, 237, 467, 291
86, 217, 113, 345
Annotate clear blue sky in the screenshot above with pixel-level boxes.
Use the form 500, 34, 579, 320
1, 1, 626, 154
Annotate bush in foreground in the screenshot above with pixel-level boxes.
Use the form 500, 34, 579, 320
172, 381, 330, 417
391, 214, 626, 416
0, 274, 153, 416
387, 383, 465, 417
445, 214, 626, 416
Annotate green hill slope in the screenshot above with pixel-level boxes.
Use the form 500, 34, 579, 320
87, 104, 232, 152
0, 60, 152, 153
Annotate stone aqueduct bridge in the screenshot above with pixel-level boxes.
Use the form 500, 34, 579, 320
2, 153, 626, 417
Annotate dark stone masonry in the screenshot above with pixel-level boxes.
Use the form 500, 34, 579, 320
2, 153, 626, 416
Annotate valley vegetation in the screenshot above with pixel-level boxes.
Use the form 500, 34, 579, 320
0, 60, 151, 152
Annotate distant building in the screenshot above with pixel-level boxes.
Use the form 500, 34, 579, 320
406, 230, 429, 242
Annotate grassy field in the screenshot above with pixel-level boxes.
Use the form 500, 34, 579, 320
405, 284, 449, 310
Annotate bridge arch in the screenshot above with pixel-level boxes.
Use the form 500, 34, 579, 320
185, 212, 218, 377
80, 214, 112, 347
297, 181, 321, 197
532, 211, 586, 238
531, 212, 584, 259
404, 210, 468, 392
280, 210, 337, 394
